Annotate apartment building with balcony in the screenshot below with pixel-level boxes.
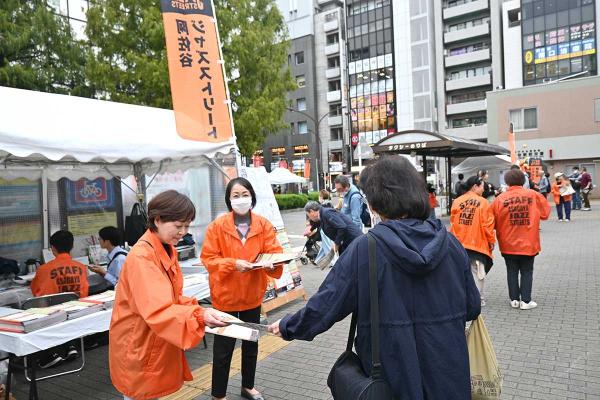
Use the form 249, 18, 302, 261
434, 0, 504, 141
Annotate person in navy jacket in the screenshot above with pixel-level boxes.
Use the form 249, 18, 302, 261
304, 201, 363, 255
269, 156, 481, 400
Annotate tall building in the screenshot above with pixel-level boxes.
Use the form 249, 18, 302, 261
502, 0, 598, 89
260, 0, 348, 188
433, 0, 504, 141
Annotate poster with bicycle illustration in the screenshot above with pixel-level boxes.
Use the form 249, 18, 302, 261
65, 178, 117, 211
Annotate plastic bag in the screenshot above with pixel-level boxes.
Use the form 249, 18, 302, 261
467, 316, 502, 400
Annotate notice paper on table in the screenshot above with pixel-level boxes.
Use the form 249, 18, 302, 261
251, 253, 300, 269
205, 310, 260, 342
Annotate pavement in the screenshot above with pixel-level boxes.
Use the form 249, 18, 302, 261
9, 202, 600, 399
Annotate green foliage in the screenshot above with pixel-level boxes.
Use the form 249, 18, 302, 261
307, 191, 319, 201
0, 0, 91, 96
275, 194, 309, 210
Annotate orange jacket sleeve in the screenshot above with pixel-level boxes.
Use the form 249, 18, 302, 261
261, 220, 284, 279
535, 191, 551, 220
126, 252, 205, 350
201, 222, 238, 278
482, 202, 496, 245
30, 267, 47, 297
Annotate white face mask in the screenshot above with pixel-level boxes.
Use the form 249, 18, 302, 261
231, 197, 252, 215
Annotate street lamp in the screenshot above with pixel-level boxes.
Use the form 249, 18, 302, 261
286, 107, 332, 191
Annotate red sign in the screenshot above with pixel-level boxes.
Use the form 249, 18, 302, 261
351, 133, 359, 147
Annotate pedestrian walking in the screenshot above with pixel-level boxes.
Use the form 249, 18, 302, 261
493, 170, 551, 310
454, 173, 465, 198
269, 156, 481, 399
537, 171, 551, 199
478, 169, 497, 202
110, 190, 226, 400
201, 178, 284, 400
569, 166, 583, 210
334, 175, 364, 230
551, 172, 574, 222
580, 167, 593, 211
304, 201, 363, 256
450, 176, 495, 306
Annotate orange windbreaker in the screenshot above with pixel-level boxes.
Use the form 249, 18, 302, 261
449, 191, 495, 258
201, 212, 283, 312
551, 182, 572, 204
492, 186, 551, 256
31, 253, 89, 298
109, 230, 205, 400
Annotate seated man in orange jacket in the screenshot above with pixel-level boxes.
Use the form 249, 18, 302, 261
31, 230, 89, 298
30, 230, 89, 368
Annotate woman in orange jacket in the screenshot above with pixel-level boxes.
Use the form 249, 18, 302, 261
201, 177, 284, 400
450, 176, 495, 306
109, 190, 226, 400
551, 172, 573, 221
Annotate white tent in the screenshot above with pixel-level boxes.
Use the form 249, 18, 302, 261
451, 155, 512, 175
0, 86, 237, 247
268, 167, 306, 185
0, 86, 236, 181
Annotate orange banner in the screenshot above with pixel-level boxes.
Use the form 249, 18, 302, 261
160, 0, 233, 142
508, 123, 517, 164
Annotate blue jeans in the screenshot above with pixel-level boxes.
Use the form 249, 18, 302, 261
557, 197, 572, 220
572, 190, 582, 209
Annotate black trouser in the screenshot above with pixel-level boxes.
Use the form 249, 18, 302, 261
503, 254, 535, 303
212, 306, 261, 398
582, 191, 591, 208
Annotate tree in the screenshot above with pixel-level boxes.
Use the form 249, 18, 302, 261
86, 0, 295, 155
0, 0, 90, 96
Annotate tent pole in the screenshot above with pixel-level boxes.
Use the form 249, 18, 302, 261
134, 163, 147, 209
446, 156, 452, 216
41, 169, 49, 249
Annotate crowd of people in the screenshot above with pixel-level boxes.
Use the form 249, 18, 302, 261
24, 156, 594, 400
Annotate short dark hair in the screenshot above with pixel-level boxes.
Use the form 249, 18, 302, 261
458, 173, 464, 180
147, 190, 196, 232
573, 166, 579, 170
582, 167, 587, 172
225, 178, 257, 212
334, 175, 350, 188
464, 176, 483, 191
50, 230, 74, 254
304, 201, 321, 213
510, 164, 521, 171
504, 169, 526, 187
98, 226, 122, 246
360, 156, 430, 220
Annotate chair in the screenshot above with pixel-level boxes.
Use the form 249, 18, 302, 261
5, 293, 85, 400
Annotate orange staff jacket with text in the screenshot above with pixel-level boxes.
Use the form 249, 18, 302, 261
449, 191, 495, 259
551, 182, 572, 204
31, 253, 89, 298
201, 211, 283, 312
109, 230, 205, 400
492, 186, 551, 256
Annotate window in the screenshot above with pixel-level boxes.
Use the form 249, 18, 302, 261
329, 103, 342, 116
328, 80, 341, 91
290, 122, 294, 134
509, 107, 538, 131
330, 128, 343, 141
295, 52, 304, 65
326, 33, 339, 45
296, 75, 306, 88
327, 57, 340, 68
508, 8, 521, 27
298, 121, 308, 135
297, 98, 306, 111
595, 98, 600, 122
325, 12, 338, 22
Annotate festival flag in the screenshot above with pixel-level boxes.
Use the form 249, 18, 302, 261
160, 0, 233, 142
508, 123, 517, 164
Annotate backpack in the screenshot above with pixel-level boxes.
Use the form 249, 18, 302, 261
349, 191, 372, 227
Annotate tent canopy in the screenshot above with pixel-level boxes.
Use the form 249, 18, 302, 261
373, 130, 510, 158
452, 155, 511, 175
0, 86, 236, 181
268, 167, 307, 185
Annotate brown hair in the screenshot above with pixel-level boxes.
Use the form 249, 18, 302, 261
147, 190, 196, 232
319, 189, 330, 200
504, 169, 526, 187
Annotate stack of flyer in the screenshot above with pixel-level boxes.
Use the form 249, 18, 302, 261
47, 301, 104, 320
183, 273, 208, 288
205, 310, 261, 342
251, 253, 299, 268
0, 308, 67, 333
81, 290, 116, 309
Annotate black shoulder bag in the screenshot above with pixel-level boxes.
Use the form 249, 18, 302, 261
327, 234, 394, 399
125, 202, 148, 246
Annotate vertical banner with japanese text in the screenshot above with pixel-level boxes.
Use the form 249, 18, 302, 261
508, 123, 516, 165
160, 0, 233, 142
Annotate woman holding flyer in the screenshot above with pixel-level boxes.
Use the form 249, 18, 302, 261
109, 190, 226, 400
202, 177, 284, 400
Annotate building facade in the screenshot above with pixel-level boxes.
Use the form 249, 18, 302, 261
433, 0, 505, 141
487, 75, 600, 189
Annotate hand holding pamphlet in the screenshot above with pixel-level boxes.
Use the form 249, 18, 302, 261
251, 253, 300, 269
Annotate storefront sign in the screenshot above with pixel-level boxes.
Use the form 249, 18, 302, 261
160, 0, 233, 142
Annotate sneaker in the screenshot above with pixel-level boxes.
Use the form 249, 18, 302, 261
565, 219, 571, 222
558, 219, 564, 222
65, 345, 79, 361
38, 353, 63, 369
520, 301, 538, 310
481, 299, 486, 307
582, 208, 591, 211
510, 300, 520, 309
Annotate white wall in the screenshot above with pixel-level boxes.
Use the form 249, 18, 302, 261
275, 0, 315, 39
394, 0, 414, 131
502, 0, 523, 89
